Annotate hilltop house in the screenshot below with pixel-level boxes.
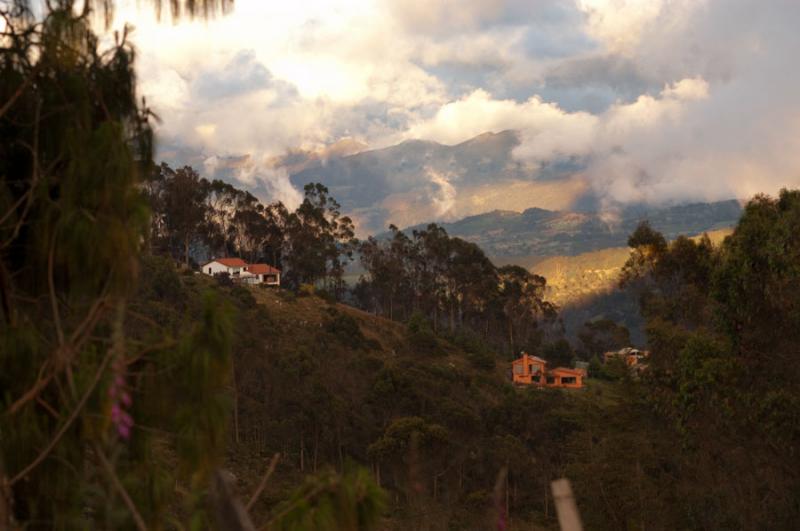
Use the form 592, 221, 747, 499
242, 263, 281, 286
203, 258, 248, 276
512, 352, 584, 389
201, 258, 281, 286
512, 353, 548, 385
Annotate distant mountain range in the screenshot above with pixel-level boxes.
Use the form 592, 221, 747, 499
289, 130, 590, 234
398, 199, 742, 258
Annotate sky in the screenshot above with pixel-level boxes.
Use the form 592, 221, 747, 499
109, 0, 800, 217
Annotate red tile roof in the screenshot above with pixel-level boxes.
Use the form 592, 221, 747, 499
248, 263, 281, 274
211, 258, 247, 267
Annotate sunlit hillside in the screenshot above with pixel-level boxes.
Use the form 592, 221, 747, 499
535, 228, 734, 307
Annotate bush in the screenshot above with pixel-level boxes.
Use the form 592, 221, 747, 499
278, 289, 297, 303
138, 255, 184, 303
451, 330, 496, 370
404, 313, 439, 355
325, 308, 367, 349
298, 283, 315, 297
214, 271, 233, 287
316, 288, 337, 304
408, 329, 440, 356
229, 285, 256, 308
467, 350, 495, 370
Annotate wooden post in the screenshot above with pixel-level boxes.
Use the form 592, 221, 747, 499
551, 478, 583, 531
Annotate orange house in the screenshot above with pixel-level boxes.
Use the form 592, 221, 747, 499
511, 352, 584, 389
512, 353, 547, 385
545, 367, 584, 388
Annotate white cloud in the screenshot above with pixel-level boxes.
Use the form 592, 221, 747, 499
100, 0, 800, 225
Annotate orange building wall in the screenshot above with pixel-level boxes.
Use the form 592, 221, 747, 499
512, 353, 583, 389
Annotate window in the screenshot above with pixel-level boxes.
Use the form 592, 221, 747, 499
562, 377, 576, 384
532, 375, 541, 383
208, 267, 211, 274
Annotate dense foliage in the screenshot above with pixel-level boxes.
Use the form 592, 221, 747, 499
4, 2, 799, 530
355, 225, 561, 358
145, 163, 356, 292
577, 192, 800, 528
0, 3, 379, 528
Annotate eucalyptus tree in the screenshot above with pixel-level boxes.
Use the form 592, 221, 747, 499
1, 3, 383, 527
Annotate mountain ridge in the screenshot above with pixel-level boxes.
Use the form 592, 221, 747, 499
392, 199, 742, 257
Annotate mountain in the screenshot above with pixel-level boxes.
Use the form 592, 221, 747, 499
400, 200, 742, 258
289, 130, 589, 234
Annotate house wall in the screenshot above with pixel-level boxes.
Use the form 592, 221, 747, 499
512, 353, 546, 386
546, 371, 583, 389
513, 352, 584, 389
204, 261, 243, 276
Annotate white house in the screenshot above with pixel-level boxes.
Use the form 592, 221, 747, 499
202, 257, 248, 276
201, 258, 281, 286
243, 263, 281, 286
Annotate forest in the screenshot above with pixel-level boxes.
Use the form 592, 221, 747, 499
2, 1, 799, 530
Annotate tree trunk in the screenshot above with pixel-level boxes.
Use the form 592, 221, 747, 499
232, 367, 240, 445
313, 429, 319, 472
300, 434, 305, 472
184, 235, 190, 266
449, 301, 455, 331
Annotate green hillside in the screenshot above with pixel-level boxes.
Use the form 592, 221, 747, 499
132, 258, 610, 530
533, 228, 733, 307
401, 201, 741, 257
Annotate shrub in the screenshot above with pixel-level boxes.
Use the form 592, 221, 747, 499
298, 283, 315, 297
325, 309, 367, 349
451, 330, 496, 370
278, 289, 297, 303
215, 271, 233, 287
229, 285, 256, 308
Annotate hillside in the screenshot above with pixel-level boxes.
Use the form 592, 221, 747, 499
536, 229, 734, 344
401, 200, 741, 258
139, 262, 590, 530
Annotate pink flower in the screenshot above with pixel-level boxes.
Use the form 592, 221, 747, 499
108, 357, 134, 440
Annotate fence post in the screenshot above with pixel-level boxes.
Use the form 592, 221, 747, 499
551, 478, 583, 531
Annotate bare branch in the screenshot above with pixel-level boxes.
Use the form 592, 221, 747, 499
245, 453, 280, 512
0, 67, 35, 121
94, 445, 148, 531
9, 347, 113, 486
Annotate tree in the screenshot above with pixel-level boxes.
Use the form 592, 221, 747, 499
284, 183, 356, 292
0, 4, 235, 527
498, 265, 554, 354
577, 319, 631, 360
161, 165, 208, 265
542, 338, 574, 368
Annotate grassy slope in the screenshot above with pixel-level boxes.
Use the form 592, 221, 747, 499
136, 261, 625, 530
218, 283, 530, 529
531, 228, 734, 307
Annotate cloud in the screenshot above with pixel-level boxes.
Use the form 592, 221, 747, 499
405, 89, 598, 160
104, 0, 800, 230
